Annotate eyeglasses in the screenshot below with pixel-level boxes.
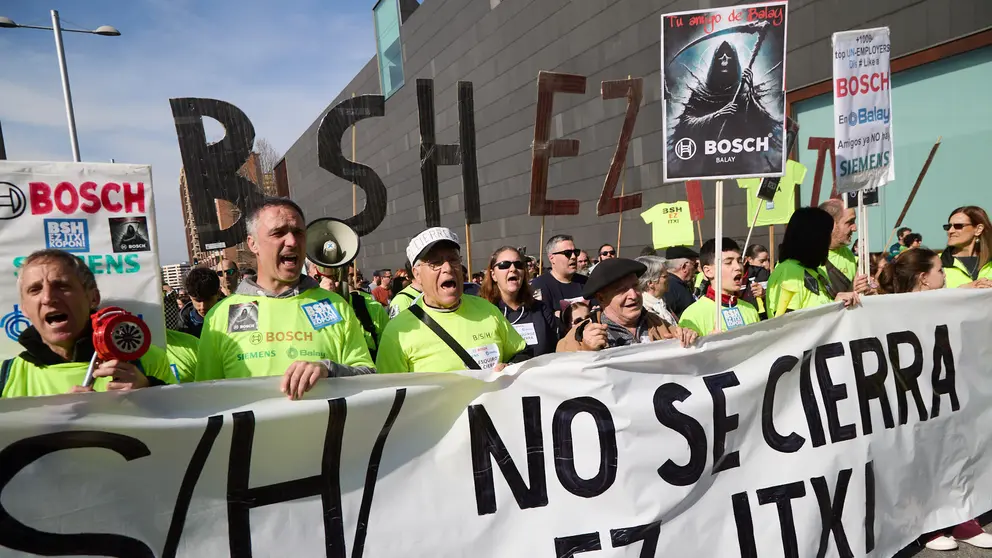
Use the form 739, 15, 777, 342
553, 249, 581, 259
600, 250, 616, 257
217, 269, 238, 277
494, 260, 525, 270
419, 255, 461, 270
943, 223, 972, 231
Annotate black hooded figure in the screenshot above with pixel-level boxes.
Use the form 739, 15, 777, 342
668, 40, 782, 178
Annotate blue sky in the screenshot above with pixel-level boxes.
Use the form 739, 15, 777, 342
0, 0, 377, 264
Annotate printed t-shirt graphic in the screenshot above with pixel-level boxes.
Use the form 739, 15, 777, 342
376, 295, 526, 373
737, 161, 807, 226
195, 287, 373, 381
640, 201, 694, 249
678, 297, 760, 336
388, 284, 421, 319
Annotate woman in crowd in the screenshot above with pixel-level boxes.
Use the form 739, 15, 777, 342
767, 207, 860, 317
878, 248, 992, 551
562, 301, 590, 333
941, 206, 992, 288
635, 255, 677, 325
481, 246, 559, 356
868, 252, 888, 293
741, 244, 771, 319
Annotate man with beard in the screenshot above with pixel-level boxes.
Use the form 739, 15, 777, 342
375, 227, 528, 373
195, 199, 374, 399
819, 199, 869, 295
669, 38, 781, 178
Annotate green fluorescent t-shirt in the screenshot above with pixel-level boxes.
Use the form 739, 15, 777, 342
195, 287, 374, 381
353, 290, 389, 351
766, 259, 835, 318
376, 295, 527, 373
166, 329, 199, 383
944, 258, 992, 289
737, 160, 807, 226
388, 285, 422, 319
1, 344, 175, 398
822, 246, 858, 284
678, 297, 760, 336
640, 201, 695, 249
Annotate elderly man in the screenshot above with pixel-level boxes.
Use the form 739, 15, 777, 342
661, 246, 699, 319
531, 234, 587, 319
195, 198, 374, 399
215, 258, 240, 297
557, 258, 696, 352
376, 227, 528, 373
576, 250, 592, 275
2, 250, 173, 397
819, 199, 869, 295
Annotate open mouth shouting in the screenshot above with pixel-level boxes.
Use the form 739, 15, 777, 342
44, 310, 70, 329
278, 252, 301, 273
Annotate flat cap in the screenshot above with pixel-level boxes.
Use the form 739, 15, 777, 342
665, 246, 699, 260
582, 258, 647, 299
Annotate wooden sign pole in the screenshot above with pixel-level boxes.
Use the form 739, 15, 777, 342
884, 136, 942, 250
768, 226, 776, 264
616, 164, 626, 255
539, 215, 546, 275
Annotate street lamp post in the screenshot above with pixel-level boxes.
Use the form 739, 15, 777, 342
0, 10, 120, 162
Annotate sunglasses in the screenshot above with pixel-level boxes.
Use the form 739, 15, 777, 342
943, 223, 972, 231
600, 250, 616, 257
572, 316, 588, 325
494, 260, 525, 270
217, 269, 238, 277
553, 249, 581, 259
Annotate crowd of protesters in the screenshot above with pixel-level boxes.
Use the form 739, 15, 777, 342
2, 197, 990, 550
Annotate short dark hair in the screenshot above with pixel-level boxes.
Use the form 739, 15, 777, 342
781, 207, 834, 269
896, 227, 912, 240
246, 197, 306, 236
546, 234, 573, 257
745, 244, 768, 260
185, 267, 221, 301
699, 238, 741, 267
903, 233, 923, 246
598, 244, 616, 254
639, 245, 657, 257
373, 269, 391, 278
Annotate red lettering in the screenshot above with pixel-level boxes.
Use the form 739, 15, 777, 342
79, 182, 100, 213
835, 78, 848, 98
879, 72, 889, 90
123, 182, 145, 214
53, 182, 79, 214
837, 73, 889, 98
29, 182, 52, 214
101, 182, 122, 212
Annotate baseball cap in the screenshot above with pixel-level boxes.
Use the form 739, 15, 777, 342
407, 227, 461, 265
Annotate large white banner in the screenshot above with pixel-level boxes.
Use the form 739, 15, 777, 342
0, 291, 990, 557
832, 28, 895, 194
0, 161, 165, 355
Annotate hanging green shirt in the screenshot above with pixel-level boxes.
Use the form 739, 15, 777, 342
166, 329, 199, 383
767, 259, 835, 318
195, 286, 373, 381
679, 296, 760, 337
388, 284, 422, 319
640, 201, 695, 249
1, 345, 174, 398
350, 290, 389, 352
376, 295, 527, 374
737, 161, 807, 226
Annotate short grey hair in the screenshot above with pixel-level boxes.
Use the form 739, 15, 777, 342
665, 257, 689, 272
246, 197, 306, 237
17, 249, 97, 291
545, 234, 573, 258
636, 256, 667, 291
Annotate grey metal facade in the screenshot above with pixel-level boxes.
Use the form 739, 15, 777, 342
283, 0, 991, 273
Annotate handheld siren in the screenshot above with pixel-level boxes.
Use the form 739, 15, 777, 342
82, 306, 152, 388
305, 218, 361, 297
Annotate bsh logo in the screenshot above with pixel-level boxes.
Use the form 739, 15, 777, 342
674, 138, 697, 160
44, 218, 90, 252
0, 182, 26, 220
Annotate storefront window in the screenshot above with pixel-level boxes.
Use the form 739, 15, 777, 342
374, 0, 404, 99
792, 46, 992, 252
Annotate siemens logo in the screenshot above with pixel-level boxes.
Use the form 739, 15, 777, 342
839, 107, 890, 127
704, 136, 770, 155
237, 350, 276, 361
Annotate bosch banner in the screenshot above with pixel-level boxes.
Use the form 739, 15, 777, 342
0, 162, 165, 357
661, 1, 788, 182
832, 28, 895, 193
0, 291, 991, 557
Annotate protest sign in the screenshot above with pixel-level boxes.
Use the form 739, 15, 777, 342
832, 28, 895, 194
0, 161, 165, 356
640, 201, 694, 249
661, 2, 788, 182
1, 290, 990, 557
737, 160, 807, 227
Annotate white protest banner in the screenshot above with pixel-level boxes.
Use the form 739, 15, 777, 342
832, 28, 895, 193
1, 290, 991, 557
661, 1, 788, 182
0, 161, 165, 355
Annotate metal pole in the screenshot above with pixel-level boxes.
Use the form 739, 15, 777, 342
51, 10, 81, 162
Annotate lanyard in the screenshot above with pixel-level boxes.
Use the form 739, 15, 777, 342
502, 304, 525, 325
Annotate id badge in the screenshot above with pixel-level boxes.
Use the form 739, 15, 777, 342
513, 323, 539, 346
468, 343, 500, 369
721, 306, 746, 330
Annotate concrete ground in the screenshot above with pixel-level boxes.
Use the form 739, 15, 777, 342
895, 512, 992, 558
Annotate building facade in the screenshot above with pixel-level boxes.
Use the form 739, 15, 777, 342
281, 0, 992, 273
161, 262, 191, 290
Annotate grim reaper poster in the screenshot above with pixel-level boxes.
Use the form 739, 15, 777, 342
661, 2, 788, 182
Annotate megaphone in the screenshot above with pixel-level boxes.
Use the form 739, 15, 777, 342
306, 218, 361, 275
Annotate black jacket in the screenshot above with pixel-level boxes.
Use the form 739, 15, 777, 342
178, 302, 204, 338
662, 274, 696, 319
496, 299, 559, 357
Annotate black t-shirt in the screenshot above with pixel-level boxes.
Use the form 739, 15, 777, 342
531, 272, 587, 318
498, 300, 559, 357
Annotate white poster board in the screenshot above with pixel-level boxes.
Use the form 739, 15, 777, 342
832, 28, 895, 193
0, 161, 165, 356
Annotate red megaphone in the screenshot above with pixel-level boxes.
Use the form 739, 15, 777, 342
91, 307, 151, 362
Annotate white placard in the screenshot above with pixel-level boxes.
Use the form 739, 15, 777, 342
1, 290, 991, 557
0, 161, 165, 355
832, 28, 895, 193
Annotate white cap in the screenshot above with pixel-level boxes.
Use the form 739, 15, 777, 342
407, 227, 460, 265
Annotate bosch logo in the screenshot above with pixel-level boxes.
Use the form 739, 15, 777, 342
675, 138, 697, 160
704, 135, 771, 155
0, 182, 26, 220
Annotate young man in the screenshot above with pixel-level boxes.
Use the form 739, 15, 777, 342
370, 269, 392, 306
679, 238, 761, 336
888, 227, 912, 261
180, 267, 223, 337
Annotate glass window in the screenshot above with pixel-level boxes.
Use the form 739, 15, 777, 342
374, 0, 404, 99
